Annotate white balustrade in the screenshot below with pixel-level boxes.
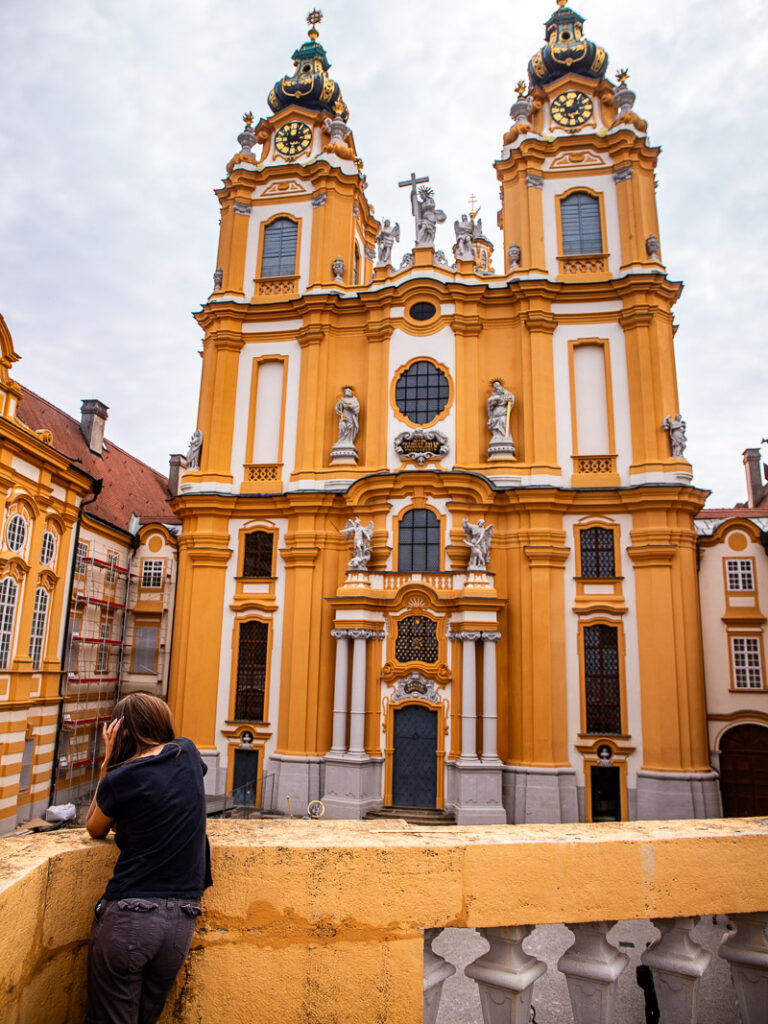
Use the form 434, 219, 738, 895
465, 925, 546, 1024
557, 921, 628, 1023
640, 917, 711, 1023
718, 912, 768, 1024
423, 928, 456, 1024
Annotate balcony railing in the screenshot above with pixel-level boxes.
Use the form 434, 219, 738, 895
2, 818, 766, 1023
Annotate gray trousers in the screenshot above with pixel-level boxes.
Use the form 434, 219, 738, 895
85, 897, 202, 1024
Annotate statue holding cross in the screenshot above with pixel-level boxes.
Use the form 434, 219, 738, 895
398, 173, 447, 248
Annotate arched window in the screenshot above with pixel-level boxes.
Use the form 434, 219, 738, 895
260, 218, 298, 277
584, 624, 621, 734
28, 587, 49, 671
398, 509, 440, 572
235, 620, 268, 721
560, 192, 602, 255
0, 577, 18, 670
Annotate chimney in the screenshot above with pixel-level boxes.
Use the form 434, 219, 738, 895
743, 448, 766, 508
168, 454, 185, 498
80, 399, 109, 454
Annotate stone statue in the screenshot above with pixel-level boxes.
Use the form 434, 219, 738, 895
342, 516, 374, 571
454, 214, 475, 261
332, 256, 345, 282
185, 429, 203, 470
213, 267, 223, 290
507, 243, 521, 269
462, 517, 493, 571
376, 220, 400, 266
646, 234, 660, 259
411, 184, 446, 247
331, 387, 360, 463
663, 414, 687, 458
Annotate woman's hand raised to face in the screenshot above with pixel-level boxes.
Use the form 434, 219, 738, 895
102, 717, 123, 767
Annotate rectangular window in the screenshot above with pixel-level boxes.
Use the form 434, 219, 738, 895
75, 541, 89, 574
580, 527, 616, 578
141, 559, 164, 588
235, 621, 268, 721
561, 192, 603, 255
28, 588, 49, 671
584, 624, 621, 734
96, 623, 110, 673
105, 552, 119, 583
243, 532, 274, 578
18, 737, 35, 792
731, 636, 763, 689
260, 218, 298, 277
132, 625, 159, 674
726, 559, 755, 592
0, 577, 19, 670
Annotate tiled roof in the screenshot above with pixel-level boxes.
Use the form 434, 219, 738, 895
17, 387, 178, 533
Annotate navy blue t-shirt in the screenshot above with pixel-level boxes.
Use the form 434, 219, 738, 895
96, 736, 212, 900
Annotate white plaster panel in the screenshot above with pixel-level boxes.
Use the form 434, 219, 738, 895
573, 344, 610, 453
542, 173, 621, 278
10, 456, 40, 483
251, 361, 285, 464
387, 326, 456, 474
551, 301, 622, 314
243, 200, 314, 295
242, 320, 303, 334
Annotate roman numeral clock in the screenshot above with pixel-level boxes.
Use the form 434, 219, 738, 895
551, 89, 593, 128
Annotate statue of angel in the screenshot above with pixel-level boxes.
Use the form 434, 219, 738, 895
342, 516, 374, 571
376, 220, 399, 266
454, 214, 475, 261
462, 517, 493, 571
185, 429, 203, 470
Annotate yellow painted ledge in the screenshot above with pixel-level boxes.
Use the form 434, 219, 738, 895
1, 818, 767, 1024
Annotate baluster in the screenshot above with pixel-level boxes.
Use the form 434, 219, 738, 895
465, 925, 546, 1024
641, 917, 711, 1023
718, 913, 768, 1024
557, 920, 628, 1023
423, 928, 456, 1024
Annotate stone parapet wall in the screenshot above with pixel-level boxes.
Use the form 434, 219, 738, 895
1, 818, 767, 1023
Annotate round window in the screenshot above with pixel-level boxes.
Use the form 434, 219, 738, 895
394, 360, 450, 425
40, 531, 56, 566
6, 514, 26, 553
409, 301, 437, 322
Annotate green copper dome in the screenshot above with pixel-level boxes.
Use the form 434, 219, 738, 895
528, 0, 608, 87
268, 15, 349, 122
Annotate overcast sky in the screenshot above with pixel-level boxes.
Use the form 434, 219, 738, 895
0, 0, 765, 507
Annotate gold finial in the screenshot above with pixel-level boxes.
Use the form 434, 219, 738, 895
242, 111, 254, 126
307, 8, 323, 39
515, 80, 527, 98
556, 0, 568, 7
468, 193, 481, 220
617, 68, 630, 84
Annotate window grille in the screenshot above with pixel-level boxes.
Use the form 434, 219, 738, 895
395, 615, 439, 664
243, 532, 274, 578
584, 624, 621, 734
28, 588, 49, 670
141, 559, 164, 588
580, 527, 616, 578
75, 541, 88, 574
560, 192, 603, 255
394, 361, 450, 425
40, 531, 56, 567
731, 636, 763, 689
260, 218, 298, 277
96, 623, 111, 673
397, 508, 441, 572
235, 621, 268, 721
726, 559, 754, 592
105, 553, 118, 583
133, 625, 159, 674
6, 514, 26, 553
0, 577, 18, 670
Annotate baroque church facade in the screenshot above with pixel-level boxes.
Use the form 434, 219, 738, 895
168, 2, 721, 824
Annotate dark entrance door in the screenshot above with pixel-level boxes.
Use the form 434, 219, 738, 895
233, 748, 259, 805
719, 724, 768, 816
392, 705, 437, 808
590, 765, 621, 821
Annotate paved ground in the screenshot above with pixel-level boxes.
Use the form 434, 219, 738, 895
434, 918, 740, 1023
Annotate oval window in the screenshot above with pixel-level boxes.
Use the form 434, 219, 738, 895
6, 514, 27, 553
394, 360, 450, 424
409, 301, 437, 322
40, 531, 56, 566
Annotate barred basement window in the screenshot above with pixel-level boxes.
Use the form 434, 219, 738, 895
394, 361, 450, 425
561, 192, 602, 255
28, 587, 49, 671
398, 508, 441, 572
6, 514, 26, 553
0, 577, 18, 670
731, 636, 763, 689
726, 559, 755, 592
141, 559, 164, 588
580, 528, 615, 578
243, 532, 274, 578
395, 616, 439, 664
584, 624, 621, 734
261, 218, 298, 277
235, 621, 268, 721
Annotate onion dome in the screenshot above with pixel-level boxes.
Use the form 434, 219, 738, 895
268, 11, 349, 122
528, 0, 608, 87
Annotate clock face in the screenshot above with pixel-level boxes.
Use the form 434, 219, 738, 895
274, 121, 312, 158
551, 90, 593, 128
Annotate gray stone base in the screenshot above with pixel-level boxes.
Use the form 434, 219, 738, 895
269, 754, 325, 816
447, 760, 507, 825
502, 765, 580, 824
635, 769, 722, 820
321, 755, 383, 819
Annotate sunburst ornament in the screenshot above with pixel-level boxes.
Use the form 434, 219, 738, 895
306, 8, 323, 38
242, 111, 254, 126
417, 184, 435, 200
617, 68, 630, 84
515, 80, 527, 98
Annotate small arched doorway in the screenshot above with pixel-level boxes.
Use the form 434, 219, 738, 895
391, 704, 438, 808
719, 724, 768, 817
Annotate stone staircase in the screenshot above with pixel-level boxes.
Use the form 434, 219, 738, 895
365, 806, 457, 827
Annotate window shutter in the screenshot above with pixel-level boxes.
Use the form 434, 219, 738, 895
261, 219, 298, 277
561, 193, 602, 255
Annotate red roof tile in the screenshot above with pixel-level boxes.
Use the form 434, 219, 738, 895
17, 387, 178, 533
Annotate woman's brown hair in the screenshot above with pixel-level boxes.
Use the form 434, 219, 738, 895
105, 692, 176, 770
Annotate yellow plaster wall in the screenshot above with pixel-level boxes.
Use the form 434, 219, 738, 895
2, 818, 768, 1024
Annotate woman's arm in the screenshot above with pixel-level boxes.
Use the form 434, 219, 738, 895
85, 718, 121, 839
